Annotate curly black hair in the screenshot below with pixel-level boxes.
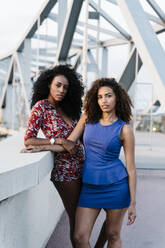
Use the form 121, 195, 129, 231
31, 64, 84, 120
83, 78, 133, 123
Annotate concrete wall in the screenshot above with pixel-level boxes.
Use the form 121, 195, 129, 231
0, 132, 64, 248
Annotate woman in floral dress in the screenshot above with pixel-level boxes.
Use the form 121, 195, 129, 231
22, 65, 84, 247
21, 65, 107, 248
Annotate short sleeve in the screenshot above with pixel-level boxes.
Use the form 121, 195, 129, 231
24, 101, 44, 141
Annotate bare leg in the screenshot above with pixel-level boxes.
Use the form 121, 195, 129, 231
106, 208, 128, 248
52, 179, 82, 248
94, 220, 107, 248
74, 207, 101, 248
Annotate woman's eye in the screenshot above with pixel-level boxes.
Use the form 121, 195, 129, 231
57, 83, 61, 87
64, 86, 68, 90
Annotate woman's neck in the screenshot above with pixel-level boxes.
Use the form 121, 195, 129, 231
101, 112, 117, 124
47, 97, 59, 108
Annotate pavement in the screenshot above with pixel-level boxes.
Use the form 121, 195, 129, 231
46, 131, 165, 248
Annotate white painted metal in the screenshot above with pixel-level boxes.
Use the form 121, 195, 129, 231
88, 50, 98, 75
133, 50, 139, 134
58, 0, 67, 42
101, 47, 108, 77
54, 0, 83, 64
48, 12, 57, 22
0, 57, 13, 108
82, 0, 88, 90
96, 0, 101, 78
33, 34, 58, 43
118, 0, 165, 107
0, 0, 165, 128
106, 0, 165, 26
146, 12, 164, 26
37, 17, 40, 73
76, 27, 98, 42
89, 0, 131, 40
11, 60, 16, 130
49, 12, 124, 38
14, 52, 31, 116
146, 0, 165, 23
105, 0, 117, 5
149, 82, 153, 150
16, 0, 58, 52
118, 46, 142, 90
78, 21, 123, 38
102, 37, 129, 47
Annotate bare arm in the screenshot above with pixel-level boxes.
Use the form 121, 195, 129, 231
121, 125, 136, 225
54, 113, 86, 153
68, 113, 87, 141
23, 101, 65, 153
24, 137, 51, 146
21, 143, 64, 153
25, 111, 86, 147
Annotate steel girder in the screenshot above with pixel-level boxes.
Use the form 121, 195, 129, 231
18, 0, 58, 52
55, 0, 84, 63
118, 47, 142, 91
89, 0, 131, 40
118, 0, 165, 106
146, 0, 165, 23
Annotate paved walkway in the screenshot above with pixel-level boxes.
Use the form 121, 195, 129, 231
46, 131, 165, 248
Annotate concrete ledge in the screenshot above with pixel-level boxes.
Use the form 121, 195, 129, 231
0, 131, 54, 201
0, 131, 64, 248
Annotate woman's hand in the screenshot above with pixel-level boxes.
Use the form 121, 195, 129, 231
20, 145, 44, 153
55, 138, 77, 155
127, 204, 136, 225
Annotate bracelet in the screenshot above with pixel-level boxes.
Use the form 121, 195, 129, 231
50, 137, 55, 145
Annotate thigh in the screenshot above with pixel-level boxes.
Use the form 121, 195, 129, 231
105, 208, 128, 233
53, 179, 82, 217
75, 207, 101, 238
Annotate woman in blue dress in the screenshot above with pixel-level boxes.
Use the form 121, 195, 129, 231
56, 77, 136, 248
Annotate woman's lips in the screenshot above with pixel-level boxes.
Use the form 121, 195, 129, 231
102, 105, 109, 108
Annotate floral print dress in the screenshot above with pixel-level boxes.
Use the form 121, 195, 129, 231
24, 99, 84, 182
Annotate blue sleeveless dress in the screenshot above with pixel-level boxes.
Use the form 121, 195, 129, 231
78, 119, 130, 209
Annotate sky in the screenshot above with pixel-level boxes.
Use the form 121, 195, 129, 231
0, 0, 164, 56
0, 0, 165, 110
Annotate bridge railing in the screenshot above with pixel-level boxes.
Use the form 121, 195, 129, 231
0, 131, 64, 248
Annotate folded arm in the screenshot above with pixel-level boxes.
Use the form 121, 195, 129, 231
21, 143, 64, 153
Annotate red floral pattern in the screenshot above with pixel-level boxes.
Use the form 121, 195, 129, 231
24, 99, 84, 182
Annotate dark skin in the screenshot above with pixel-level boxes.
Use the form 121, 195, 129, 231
54, 87, 136, 248
21, 76, 107, 248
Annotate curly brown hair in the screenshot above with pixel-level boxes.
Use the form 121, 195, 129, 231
83, 78, 133, 123
31, 64, 84, 120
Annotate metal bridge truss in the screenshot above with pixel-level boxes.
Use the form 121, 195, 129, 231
0, 0, 165, 129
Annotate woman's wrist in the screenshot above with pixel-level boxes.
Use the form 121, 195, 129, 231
130, 200, 136, 206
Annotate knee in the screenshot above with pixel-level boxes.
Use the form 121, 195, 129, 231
74, 231, 89, 246
107, 231, 121, 243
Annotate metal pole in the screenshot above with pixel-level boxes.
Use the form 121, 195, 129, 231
149, 82, 153, 150
45, 18, 48, 67
11, 60, 16, 130
133, 49, 138, 134
82, 0, 88, 92
37, 16, 40, 73
96, 0, 101, 78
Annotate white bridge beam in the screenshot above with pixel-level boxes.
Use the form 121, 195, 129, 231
118, 0, 165, 106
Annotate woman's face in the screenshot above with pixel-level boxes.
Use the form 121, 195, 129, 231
48, 75, 69, 102
97, 86, 116, 113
